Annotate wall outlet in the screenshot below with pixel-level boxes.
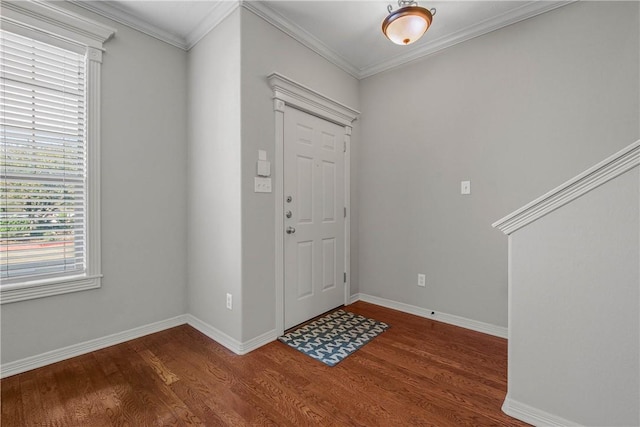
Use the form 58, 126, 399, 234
226, 293, 232, 310
418, 274, 426, 287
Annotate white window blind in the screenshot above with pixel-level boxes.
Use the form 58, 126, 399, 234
1, 30, 88, 284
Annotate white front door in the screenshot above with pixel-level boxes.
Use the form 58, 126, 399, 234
283, 106, 345, 329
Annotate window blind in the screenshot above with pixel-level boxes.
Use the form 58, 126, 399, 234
1, 30, 87, 284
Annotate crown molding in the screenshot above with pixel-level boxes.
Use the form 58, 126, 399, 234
69, 0, 187, 49
493, 140, 640, 235
359, 0, 577, 78
70, 0, 575, 77
242, 0, 578, 79
185, 1, 240, 50
241, 1, 360, 78
70, 0, 239, 51
247, 0, 575, 79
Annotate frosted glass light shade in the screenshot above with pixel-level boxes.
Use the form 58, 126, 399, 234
382, 6, 433, 45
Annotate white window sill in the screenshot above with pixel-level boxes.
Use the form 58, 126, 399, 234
0, 275, 102, 304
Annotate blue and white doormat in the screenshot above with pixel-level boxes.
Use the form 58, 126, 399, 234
278, 309, 389, 367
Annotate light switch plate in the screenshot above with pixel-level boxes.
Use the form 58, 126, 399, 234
254, 177, 272, 193
257, 160, 271, 177
461, 180, 471, 195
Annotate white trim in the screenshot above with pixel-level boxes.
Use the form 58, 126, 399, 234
70, 0, 185, 49
0, 315, 188, 379
274, 97, 286, 336
352, 293, 508, 339
243, 1, 573, 79
185, 314, 277, 355
493, 140, 640, 235
269, 73, 359, 336
66, 0, 573, 78
242, 2, 359, 78
85, 45, 103, 298
184, 314, 242, 354
0, 313, 281, 378
344, 127, 352, 307
239, 329, 279, 354
502, 394, 582, 427
71, 0, 239, 51
0, 1, 112, 305
185, 1, 240, 51
359, 1, 575, 78
0, 275, 102, 304
268, 73, 360, 127
1, 0, 115, 50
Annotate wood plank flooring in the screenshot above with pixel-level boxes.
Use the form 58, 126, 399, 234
1, 302, 528, 426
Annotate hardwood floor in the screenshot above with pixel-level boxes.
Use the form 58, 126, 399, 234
1, 302, 528, 426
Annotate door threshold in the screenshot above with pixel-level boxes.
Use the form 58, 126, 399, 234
284, 305, 345, 334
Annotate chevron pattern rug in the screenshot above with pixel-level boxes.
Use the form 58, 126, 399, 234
278, 309, 389, 367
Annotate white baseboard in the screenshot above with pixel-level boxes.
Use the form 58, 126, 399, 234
502, 394, 581, 426
349, 293, 360, 304
238, 328, 278, 354
351, 293, 508, 339
184, 314, 243, 354
2, 313, 279, 378
184, 314, 277, 355
0, 315, 188, 379
1, 295, 500, 378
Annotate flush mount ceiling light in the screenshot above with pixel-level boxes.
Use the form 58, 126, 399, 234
382, 0, 436, 46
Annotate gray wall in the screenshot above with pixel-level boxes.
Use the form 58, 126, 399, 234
510, 166, 639, 425
185, 6, 360, 343
187, 9, 243, 341
4, 0, 638, 372
239, 7, 360, 340
357, 1, 639, 327
1, 3, 188, 364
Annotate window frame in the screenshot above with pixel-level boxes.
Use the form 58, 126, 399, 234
1, 1, 114, 304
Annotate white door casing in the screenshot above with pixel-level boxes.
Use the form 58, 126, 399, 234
283, 107, 345, 329
269, 73, 359, 335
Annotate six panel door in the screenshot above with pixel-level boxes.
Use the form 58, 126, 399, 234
283, 106, 345, 329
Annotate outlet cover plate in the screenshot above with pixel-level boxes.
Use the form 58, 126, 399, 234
418, 274, 426, 287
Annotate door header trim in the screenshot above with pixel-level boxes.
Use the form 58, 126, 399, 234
268, 73, 360, 127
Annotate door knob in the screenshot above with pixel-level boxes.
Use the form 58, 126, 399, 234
285, 210, 292, 218
286, 226, 296, 234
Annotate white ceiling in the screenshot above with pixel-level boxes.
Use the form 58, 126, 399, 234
73, 0, 574, 78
